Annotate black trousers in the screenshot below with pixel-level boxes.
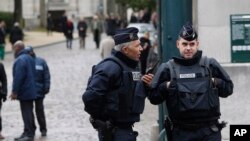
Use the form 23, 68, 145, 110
98, 127, 138, 141
172, 126, 221, 141
35, 98, 47, 133
93, 29, 100, 48
20, 100, 36, 137
0, 100, 2, 131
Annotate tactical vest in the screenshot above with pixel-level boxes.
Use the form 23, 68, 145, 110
166, 57, 220, 121
100, 57, 145, 122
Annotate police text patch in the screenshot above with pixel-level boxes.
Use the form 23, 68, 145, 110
36, 65, 44, 70
132, 72, 141, 81
179, 73, 196, 78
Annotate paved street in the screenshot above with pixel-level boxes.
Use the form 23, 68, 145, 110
1, 35, 158, 141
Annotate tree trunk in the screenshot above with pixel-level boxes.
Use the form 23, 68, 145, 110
14, 0, 22, 23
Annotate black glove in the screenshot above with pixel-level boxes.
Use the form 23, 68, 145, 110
89, 116, 99, 129
168, 80, 177, 89
44, 89, 50, 94
0, 94, 7, 102
2, 96, 6, 102
89, 116, 113, 130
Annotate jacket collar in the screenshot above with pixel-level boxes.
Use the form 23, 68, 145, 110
111, 49, 138, 69
173, 50, 202, 66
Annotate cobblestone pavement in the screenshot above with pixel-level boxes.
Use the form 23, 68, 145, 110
1, 36, 158, 141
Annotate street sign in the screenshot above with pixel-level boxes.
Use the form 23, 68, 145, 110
230, 14, 250, 62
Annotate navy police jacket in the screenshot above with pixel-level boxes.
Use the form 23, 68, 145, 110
35, 57, 50, 98
83, 50, 148, 124
148, 51, 234, 123
12, 50, 37, 100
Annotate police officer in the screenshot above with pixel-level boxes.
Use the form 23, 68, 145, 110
148, 23, 234, 141
25, 46, 50, 137
82, 27, 154, 141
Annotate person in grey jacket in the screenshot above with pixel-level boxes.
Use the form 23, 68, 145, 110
25, 46, 50, 137
10, 41, 37, 141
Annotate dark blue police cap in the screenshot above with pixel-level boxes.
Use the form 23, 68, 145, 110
113, 27, 139, 45
179, 22, 198, 41
25, 46, 34, 52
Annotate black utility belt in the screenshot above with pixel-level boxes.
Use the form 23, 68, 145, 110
113, 122, 134, 129
174, 121, 218, 130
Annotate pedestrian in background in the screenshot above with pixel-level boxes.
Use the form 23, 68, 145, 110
130, 12, 138, 23
0, 20, 6, 60
100, 32, 115, 59
91, 15, 102, 49
83, 27, 154, 141
148, 23, 234, 141
105, 13, 116, 40
77, 17, 88, 49
65, 18, 74, 49
0, 62, 7, 139
25, 46, 50, 137
60, 12, 67, 34
9, 22, 24, 50
47, 13, 53, 36
147, 41, 159, 69
10, 41, 37, 141
139, 31, 151, 75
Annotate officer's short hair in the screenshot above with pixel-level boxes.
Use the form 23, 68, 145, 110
114, 42, 131, 51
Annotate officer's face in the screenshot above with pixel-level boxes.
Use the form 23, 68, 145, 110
122, 40, 142, 61
176, 38, 199, 59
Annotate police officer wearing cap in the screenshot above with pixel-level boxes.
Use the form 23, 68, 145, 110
82, 27, 154, 141
148, 23, 234, 141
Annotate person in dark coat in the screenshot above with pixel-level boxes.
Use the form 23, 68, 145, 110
91, 15, 102, 49
46, 13, 53, 36
0, 20, 6, 60
77, 17, 88, 49
105, 13, 117, 37
25, 46, 51, 137
130, 13, 138, 23
82, 27, 154, 141
9, 22, 24, 49
65, 19, 74, 49
140, 8, 151, 23
0, 62, 7, 139
148, 23, 234, 141
10, 41, 37, 141
60, 12, 67, 34
139, 31, 151, 75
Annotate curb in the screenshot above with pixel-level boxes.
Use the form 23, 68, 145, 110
5, 38, 79, 54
